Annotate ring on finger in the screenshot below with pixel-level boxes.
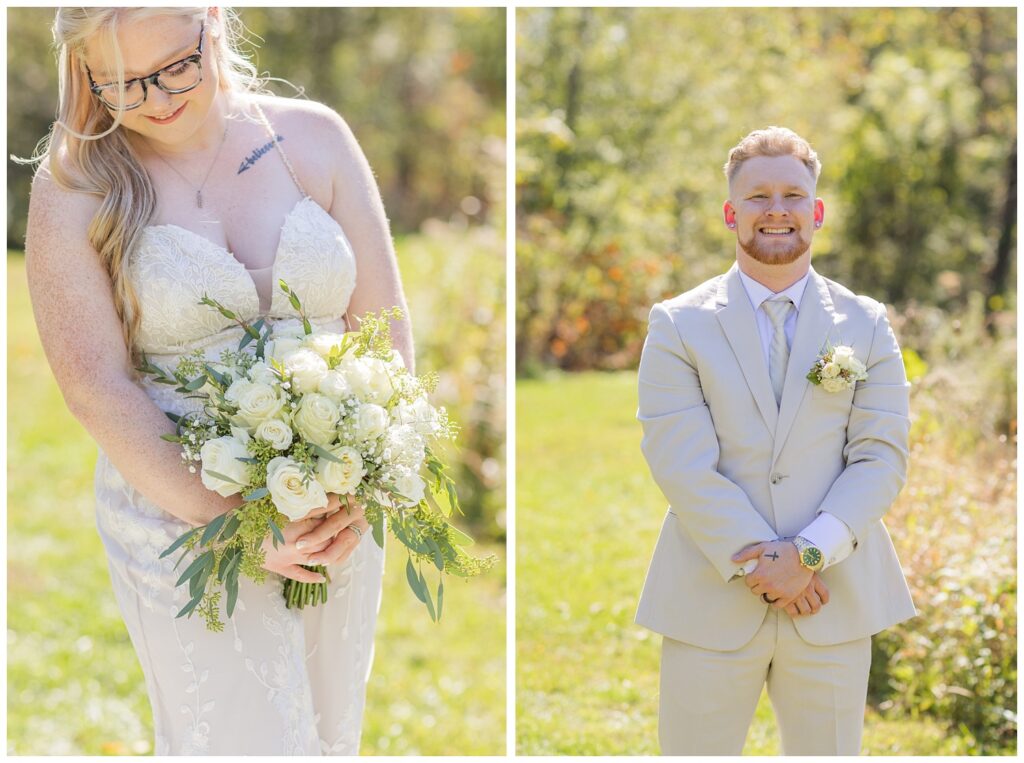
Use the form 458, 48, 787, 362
350, 524, 363, 540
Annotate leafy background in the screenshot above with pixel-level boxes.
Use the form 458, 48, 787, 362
7, 7, 506, 755
516, 7, 1016, 755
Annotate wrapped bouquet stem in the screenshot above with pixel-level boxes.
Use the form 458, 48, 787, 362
141, 281, 495, 632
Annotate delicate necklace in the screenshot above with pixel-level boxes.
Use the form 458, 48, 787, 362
146, 120, 230, 209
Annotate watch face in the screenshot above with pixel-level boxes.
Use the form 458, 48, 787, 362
802, 547, 823, 568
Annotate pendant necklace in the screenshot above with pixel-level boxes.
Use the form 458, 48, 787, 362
146, 119, 230, 209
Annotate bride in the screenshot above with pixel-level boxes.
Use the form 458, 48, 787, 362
24, 7, 412, 755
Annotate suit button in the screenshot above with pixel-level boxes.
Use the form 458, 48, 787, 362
770, 473, 781, 484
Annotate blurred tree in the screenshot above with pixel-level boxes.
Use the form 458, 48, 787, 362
516, 7, 1016, 372
7, 7, 506, 246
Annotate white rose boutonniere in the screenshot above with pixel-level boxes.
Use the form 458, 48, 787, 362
807, 344, 868, 392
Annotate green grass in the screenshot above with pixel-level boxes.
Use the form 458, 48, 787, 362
515, 371, 979, 755
7, 249, 505, 755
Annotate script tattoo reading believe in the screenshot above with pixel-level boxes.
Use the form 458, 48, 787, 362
237, 135, 286, 174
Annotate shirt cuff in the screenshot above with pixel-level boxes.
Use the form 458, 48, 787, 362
731, 559, 760, 580
797, 512, 856, 570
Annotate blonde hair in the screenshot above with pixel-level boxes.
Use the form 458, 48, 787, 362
723, 126, 821, 185
28, 7, 268, 362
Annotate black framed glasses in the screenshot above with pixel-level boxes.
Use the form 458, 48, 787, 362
87, 22, 205, 111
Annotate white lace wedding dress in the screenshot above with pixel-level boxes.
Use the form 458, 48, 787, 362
93, 113, 385, 755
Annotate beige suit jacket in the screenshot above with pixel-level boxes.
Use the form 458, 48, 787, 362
635, 264, 916, 649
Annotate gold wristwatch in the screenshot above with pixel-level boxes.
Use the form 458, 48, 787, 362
792, 536, 824, 571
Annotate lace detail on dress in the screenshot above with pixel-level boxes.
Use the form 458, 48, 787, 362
268, 198, 357, 321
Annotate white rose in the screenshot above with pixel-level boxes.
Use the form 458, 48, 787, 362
342, 356, 395, 405
316, 445, 366, 495
353, 403, 389, 442
283, 349, 329, 395
304, 332, 346, 359
822, 377, 850, 393
255, 418, 293, 450
248, 361, 280, 387
267, 334, 306, 363
318, 370, 352, 402
848, 357, 868, 379
293, 393, 340, 446
391, 396, 440, 437
388, 350, 406, 372
265, 456, 328, 521
831, 345, 855, 370
229, 380, 287, 428
384, 424, 426, 469
199, 435, 251, 497
821, 362, 841, 379
393, 469, 426, 507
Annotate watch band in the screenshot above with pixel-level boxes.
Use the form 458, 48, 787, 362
793, 536, 824, 571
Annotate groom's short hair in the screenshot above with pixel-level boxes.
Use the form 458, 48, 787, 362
723, 126, 821, 184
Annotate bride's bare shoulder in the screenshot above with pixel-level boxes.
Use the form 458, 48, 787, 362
251, 92, 352, 138
27, 151, 103, 255
248, 93, 368, 180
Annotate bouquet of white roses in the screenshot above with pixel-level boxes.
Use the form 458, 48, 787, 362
140, 281, 494, 632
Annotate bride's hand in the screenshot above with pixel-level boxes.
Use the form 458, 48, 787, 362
260, 515, 333, 583
295, 496, 370, 568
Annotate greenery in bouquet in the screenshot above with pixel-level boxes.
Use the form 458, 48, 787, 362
139, 281, 495, 632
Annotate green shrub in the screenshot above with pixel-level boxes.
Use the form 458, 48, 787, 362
869, 299, 1016, 753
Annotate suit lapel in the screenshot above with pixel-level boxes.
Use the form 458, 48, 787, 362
714, 265, 779, 434
772, 267, 842, 461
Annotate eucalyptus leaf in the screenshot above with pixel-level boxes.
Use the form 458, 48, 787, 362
221, 514, 242, 541
200, 513, 228, 546
164, 411, 182, 424
203, 365, 227, 387
226, 570, 240, 617
437, 579, 444, 620
176, 586, 206, 619
217, 547, 239, 583
406, 558, 426, 603
426, 537, 445, 572
242, 487, 270, 501
160, 433, 182, 443
160, 527, 201, 559
308, 443, 342, 463
371, 514, 385, 548
269, 519, 285, 547
448, 525, 474, 547
175, 550, 212, 587
203, 470, 246, 487
421, 568, 437, 621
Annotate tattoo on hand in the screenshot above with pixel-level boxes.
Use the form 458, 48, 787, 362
238, 135, 286, 174
765, 551, 780, 560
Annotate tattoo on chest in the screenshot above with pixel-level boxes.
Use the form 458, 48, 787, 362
237, 135, 286, 174
765, 552, 780, 560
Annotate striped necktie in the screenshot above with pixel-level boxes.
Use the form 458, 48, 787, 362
764, 296, 794, 406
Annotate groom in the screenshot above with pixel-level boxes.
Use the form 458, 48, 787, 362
635, 126, 916, 755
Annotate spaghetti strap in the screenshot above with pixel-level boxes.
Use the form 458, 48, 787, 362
251, 102, 309, 199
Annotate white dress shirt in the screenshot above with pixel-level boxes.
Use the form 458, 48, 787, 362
733, 267, 857, 577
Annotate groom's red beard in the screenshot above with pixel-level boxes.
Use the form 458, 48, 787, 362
738, 226, 810, 265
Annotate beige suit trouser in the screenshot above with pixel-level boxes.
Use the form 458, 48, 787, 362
659, 608, 872, 755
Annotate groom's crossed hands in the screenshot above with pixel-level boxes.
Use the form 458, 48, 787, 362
732, 540, 830, 617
